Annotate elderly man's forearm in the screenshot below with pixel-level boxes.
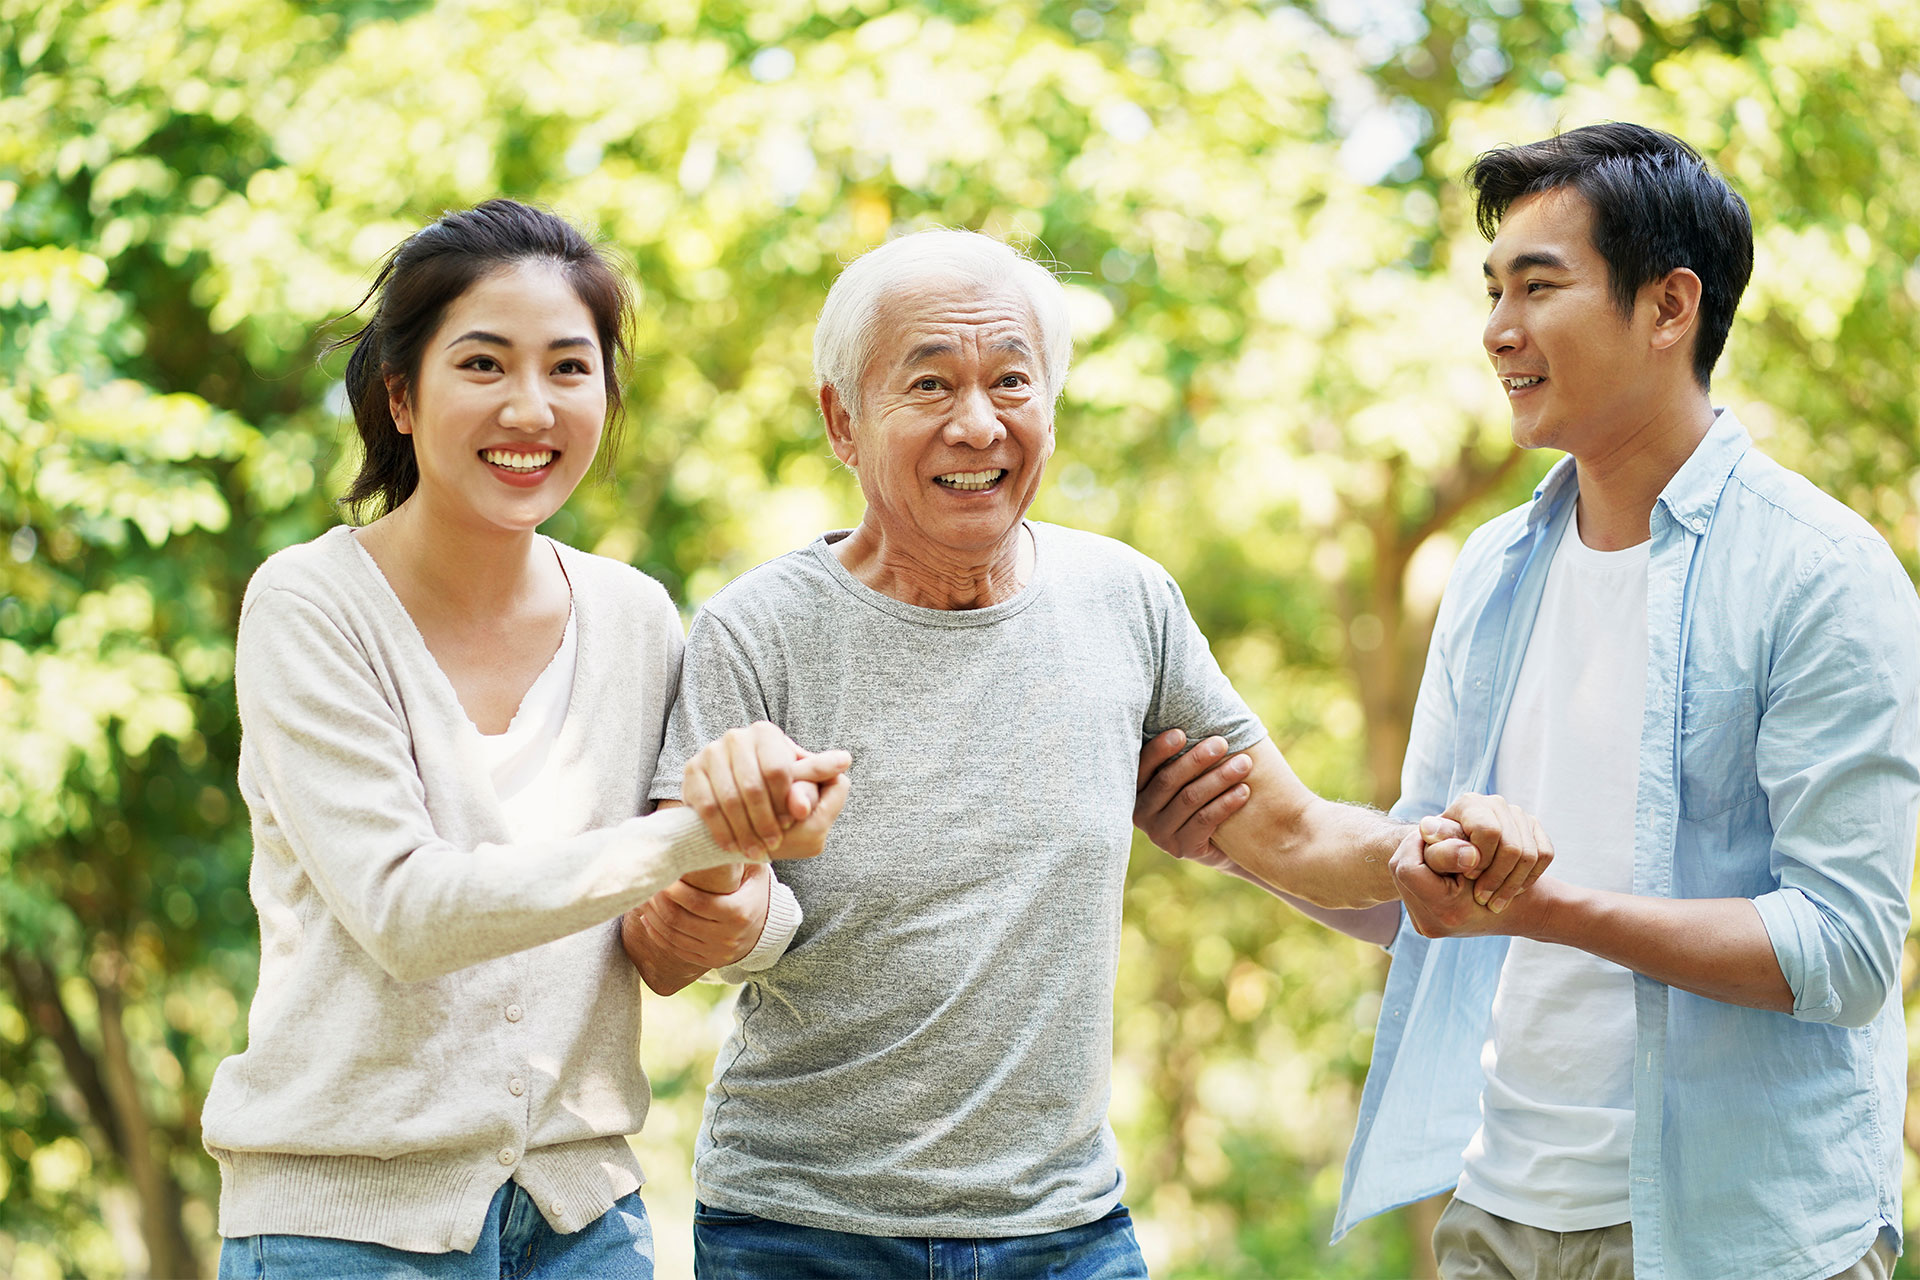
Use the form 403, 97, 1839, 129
1219, 802, 1405, 908
1202, 740, 1406, 907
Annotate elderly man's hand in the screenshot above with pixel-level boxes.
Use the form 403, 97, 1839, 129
1134, 729, 1252, 867
1423, 792, 1554, 913
622, 863, 774, 994
684, 721, 851, 860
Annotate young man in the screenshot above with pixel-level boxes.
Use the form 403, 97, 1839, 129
1338, 124, 1920, 1279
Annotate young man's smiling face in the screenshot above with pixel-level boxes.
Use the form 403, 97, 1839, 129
1483, 187, 1678, 458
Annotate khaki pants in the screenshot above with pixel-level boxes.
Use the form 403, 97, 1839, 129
1433, 1198, 1895, 1280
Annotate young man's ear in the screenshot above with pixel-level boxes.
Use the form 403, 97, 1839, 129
820, 384, 857, 470
1648, 267, 1704, 357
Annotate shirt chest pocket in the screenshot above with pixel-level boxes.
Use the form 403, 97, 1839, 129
1678, 686, 1761, 820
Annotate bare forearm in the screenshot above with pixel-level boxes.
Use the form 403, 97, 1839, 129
1527, 880, 1792, 1013
1218, 796, 1405, 909
1203, 851, 1404, 946
620, 909, 706, 995
1205, 740, 1406, 909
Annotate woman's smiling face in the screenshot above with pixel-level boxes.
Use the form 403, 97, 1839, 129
389, 259, 607, 534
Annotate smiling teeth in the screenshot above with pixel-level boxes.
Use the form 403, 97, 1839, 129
483, 448, 554, 472
935, 469, 1005, 491
1504, 376, 1544, 389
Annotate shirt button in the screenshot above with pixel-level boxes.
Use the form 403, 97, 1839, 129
504, 1004, 523, 1023
498, 1148, 517, 1166
509, 1078, 526, 1097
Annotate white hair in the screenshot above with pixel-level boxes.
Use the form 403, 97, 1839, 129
813, 229, 1073, 420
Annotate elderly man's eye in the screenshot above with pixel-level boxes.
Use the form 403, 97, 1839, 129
998, 373, 1028, 388
914, 377, 941, 391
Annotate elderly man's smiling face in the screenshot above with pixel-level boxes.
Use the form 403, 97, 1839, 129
827, 277, 1055, 566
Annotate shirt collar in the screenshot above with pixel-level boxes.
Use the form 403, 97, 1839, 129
1520, 406, 1751, 536
1653, 406, 1751, 535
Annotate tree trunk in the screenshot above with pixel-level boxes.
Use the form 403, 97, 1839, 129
92, 953, 203, 1280
2, 949, 124, 1154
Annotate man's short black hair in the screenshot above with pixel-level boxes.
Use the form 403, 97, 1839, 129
1466, 122, 1753, 389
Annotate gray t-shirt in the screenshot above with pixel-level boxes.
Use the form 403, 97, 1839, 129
652, 521, 1266, 1237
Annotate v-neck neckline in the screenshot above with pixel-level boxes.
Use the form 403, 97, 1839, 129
338, 526, 590, 742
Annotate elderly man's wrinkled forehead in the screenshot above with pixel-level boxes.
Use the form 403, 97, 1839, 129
859, 274, 1045, 384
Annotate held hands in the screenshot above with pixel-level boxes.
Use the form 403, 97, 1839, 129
1133, 729, 1253, 871
684, 721, 851, 862
623, 861, 774, 985
626, 722, 850, 995
1392, 793, 1554, 938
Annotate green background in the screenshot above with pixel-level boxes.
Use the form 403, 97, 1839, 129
3, 1, 1917, 1276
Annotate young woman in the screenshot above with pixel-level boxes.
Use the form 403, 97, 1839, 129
201, 199, 848, 1279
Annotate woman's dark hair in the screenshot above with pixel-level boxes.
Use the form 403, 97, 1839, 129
327, 198, 634, 518
1465, 122, 1753, 389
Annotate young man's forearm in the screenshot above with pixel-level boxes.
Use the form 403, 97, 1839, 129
1515, 880, 1793, 1013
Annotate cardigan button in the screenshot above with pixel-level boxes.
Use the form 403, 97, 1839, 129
498, 1148, 517, 1166
509, 1077, 526, 1097
504, 1003, 523, 1023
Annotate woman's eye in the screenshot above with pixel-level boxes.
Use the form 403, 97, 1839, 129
465, 355, 501, 372
555, 359, 590, 375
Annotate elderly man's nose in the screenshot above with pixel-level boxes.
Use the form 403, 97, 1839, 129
945, 387, 1003, 446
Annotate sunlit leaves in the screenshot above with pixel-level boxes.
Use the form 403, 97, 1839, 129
4, 0, 1919, 1274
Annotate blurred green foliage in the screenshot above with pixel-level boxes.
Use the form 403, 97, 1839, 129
2, 1, 1917, 1276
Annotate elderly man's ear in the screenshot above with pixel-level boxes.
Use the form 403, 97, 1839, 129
820, 384, 858, 469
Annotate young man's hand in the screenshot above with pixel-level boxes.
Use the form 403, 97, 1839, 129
1423, 793, 1554, 912
1394, 796, 1555, 937
1133, 729, 1253, 865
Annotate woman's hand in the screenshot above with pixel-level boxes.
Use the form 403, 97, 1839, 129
683, 721, 852, 860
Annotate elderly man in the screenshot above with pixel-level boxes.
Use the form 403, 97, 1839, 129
623, 230, 1536, 1277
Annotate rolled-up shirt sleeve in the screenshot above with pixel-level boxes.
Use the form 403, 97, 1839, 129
1753, 536, 1920, 1029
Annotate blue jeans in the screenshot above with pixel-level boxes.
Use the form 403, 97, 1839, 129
693, 1201, 1147, 1279
218, 1182, 653, 1279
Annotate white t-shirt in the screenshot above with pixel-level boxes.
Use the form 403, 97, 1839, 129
1455, 511, 1648, 1231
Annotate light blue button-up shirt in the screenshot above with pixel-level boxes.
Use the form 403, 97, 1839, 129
1334, 410, 1920, 1280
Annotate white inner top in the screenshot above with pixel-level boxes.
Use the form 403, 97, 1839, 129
476, 605, 578, 839
1456, 510, 1649, 1231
